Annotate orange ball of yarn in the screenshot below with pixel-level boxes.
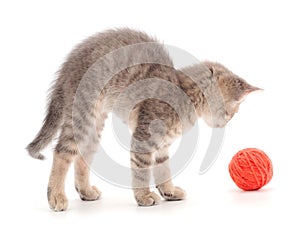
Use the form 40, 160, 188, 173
229, 148, 273, 191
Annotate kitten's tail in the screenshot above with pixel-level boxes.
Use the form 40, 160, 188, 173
26, 79, 64, 160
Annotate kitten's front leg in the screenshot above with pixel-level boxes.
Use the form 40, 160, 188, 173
153, 146, 186, 201
130, 152, 161, 206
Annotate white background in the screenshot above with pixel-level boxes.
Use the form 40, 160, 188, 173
1, 0, 299, 228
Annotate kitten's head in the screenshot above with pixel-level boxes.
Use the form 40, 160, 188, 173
200, 62, 261, 128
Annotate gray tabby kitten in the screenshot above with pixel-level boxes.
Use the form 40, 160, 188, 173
27, 28, 260, 211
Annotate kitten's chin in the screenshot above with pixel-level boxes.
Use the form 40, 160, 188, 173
202, 115, 228, 128
213, 124, 226, 128
204, 119, 227, 128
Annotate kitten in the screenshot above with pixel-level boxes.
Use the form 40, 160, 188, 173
26, 28, 260, 211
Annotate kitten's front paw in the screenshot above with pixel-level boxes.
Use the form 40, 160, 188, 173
76, 185, 101, 201
158, 186, 186, 201
135, 191, 161, 206
48, 189, 68, 211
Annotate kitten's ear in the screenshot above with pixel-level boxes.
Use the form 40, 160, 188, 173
202, 61, 215, 77
207, 65, 218, 82
237, 81, 263, 102
207, 65, 214, 75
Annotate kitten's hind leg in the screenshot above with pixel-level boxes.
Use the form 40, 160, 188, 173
154, 146, 186, 201
74, 110, 107, 201
48, 151, 75, 211
74, 154, 101, 201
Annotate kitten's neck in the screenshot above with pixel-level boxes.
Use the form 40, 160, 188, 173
175, 63, 212, 116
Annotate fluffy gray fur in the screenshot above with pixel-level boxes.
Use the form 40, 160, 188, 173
26, 28, 260, 211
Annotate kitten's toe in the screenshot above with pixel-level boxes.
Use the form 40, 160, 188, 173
48, 191, 68, 211
76, 185, 101, 201
158, 186, 186, 201
135, 191, 161, 206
